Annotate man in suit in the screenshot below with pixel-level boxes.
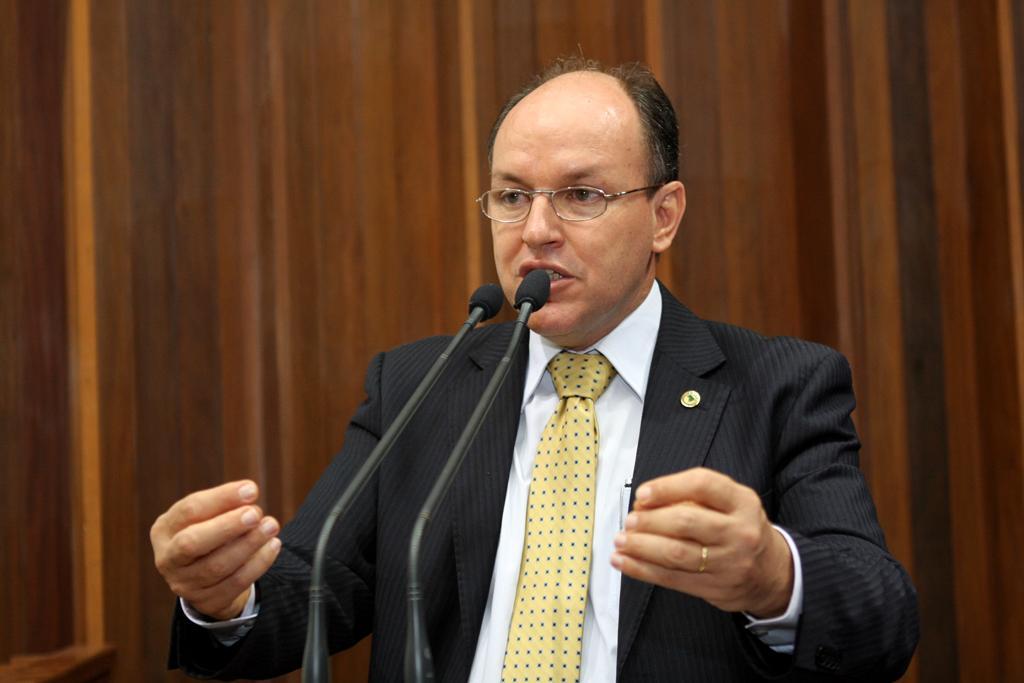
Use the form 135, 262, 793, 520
152, 58, 918, 680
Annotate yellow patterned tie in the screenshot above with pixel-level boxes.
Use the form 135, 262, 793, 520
502, 351, 617, 683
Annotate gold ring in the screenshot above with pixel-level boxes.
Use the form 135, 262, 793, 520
698, 545, 708, 573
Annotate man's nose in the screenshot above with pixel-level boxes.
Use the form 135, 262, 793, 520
521, 195, 562, 248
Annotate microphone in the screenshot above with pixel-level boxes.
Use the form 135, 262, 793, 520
301, 283, 505, 683
468, 282, 506, 321
405, 269, 551, 682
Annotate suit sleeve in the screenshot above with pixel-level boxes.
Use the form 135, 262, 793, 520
742, 349, 919, 681
168, 352, 388, 679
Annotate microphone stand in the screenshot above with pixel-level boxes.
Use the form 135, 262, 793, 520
301, 286, 502, 683
404, 271, 549, 682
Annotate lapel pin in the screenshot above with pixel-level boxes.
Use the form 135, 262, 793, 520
680, 390, 701, 408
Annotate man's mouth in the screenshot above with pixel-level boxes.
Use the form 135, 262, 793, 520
546, 269, 565, 281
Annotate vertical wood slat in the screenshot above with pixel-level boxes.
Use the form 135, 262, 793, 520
885, 2, 957, 679
458, 0, 485, 291
924, 1, 997, 679
998, 1, 1024, 445
660, 0, 728, 323
995, 0, 1024, 669
957, 0, 1024, 678
126, 3, 187, 678
0, 0, 74, 659
642, 0, 678, 295
839, 0, 916, 580
212, 0, 266, 483
64, 0, 105, 649
713, 0, 803, 337
789, 0, 840, 350
90, 0, 143, 677
264, 0, 299, 520
0, 0, 20, 664
310, 0, 364, 499
0, 0, 18, 666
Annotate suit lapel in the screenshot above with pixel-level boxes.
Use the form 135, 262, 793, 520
449, 324, 528, 675
617, 284, 731, 676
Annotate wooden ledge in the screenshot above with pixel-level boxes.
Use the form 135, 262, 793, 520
0, 644, 116, 683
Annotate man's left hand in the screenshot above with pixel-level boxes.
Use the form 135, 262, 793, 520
611, 467, 793, 618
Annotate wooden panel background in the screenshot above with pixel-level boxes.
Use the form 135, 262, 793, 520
2, 1, 1022, 681
1, 0, 74, 665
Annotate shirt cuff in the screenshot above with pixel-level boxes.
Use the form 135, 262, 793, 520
179, 585, 259, 647
742, 525, 803, 654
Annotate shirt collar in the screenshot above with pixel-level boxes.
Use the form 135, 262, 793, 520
523, 282, 662, 407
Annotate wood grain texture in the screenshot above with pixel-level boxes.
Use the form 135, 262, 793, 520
923, 3, 995, 677
843, 0, 916, 603
0, 0, 74, 660
956, 1, 1024, 678
0, 0, 18, 665
5, 0, 1024, 680
89, 0, 144, 677
64, 0, 105, 649
0, 644, 115, 683
885, 2, 957, 680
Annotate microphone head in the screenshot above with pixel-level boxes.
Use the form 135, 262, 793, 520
514, 270, 551, 311
468, 283, 505, 321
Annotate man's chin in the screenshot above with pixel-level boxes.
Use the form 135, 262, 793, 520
527, 308, 588, 347
526, 309, 569, 339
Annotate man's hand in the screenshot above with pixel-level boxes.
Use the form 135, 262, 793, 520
611, 467, 793, 618
150, 480, 282, 621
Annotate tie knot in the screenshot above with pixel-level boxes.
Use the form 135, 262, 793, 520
548, 351, 617, 400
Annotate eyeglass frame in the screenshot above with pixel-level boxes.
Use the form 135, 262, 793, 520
476, 184, 664, 223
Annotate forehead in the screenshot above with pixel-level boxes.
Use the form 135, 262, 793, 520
492, 72, 647, 183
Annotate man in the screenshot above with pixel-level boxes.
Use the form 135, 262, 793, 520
152, 58, 918, 681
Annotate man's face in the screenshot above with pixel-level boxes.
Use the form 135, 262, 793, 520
489, 72, 682, 350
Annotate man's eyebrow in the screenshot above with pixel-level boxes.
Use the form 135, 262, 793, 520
561, 167, 603, 184
491, 172, 528, 186
491, 168, 605, 187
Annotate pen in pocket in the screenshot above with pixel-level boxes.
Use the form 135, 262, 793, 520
619, 479, 632, 529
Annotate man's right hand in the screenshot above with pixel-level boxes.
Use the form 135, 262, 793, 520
151, 480, 282, 621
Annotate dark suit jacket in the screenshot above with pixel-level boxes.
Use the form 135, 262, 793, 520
170, 283, 918, 681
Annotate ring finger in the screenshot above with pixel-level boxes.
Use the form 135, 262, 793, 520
614, 530, 710, 573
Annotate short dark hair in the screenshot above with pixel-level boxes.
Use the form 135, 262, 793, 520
486, 57, 679, 185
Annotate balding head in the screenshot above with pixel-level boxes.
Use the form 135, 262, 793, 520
487, 58, 679, 186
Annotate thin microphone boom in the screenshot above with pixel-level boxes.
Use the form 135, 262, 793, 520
405, 269, 551, 682
301, 283, 504, 683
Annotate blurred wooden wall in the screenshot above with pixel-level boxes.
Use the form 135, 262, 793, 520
2, 1, 1022, 681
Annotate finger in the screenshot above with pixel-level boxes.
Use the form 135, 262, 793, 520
164, 505, 265, 568
182, 516, 280, 589
157, 480, 260, 536
613, 530, 706, 573
612, 550, 753, 613
189, 537, 282, 618
610, 550, 714, 595
633, 468, 745, 513
624, 502, 730, 545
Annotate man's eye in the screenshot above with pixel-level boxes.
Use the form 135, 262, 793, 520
566, 187, 602, 203
498, 190, 529, 206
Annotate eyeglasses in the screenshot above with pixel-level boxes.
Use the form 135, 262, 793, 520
476, 184, 663, 223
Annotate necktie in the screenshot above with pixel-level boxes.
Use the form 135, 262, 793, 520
502, 351, 617, 682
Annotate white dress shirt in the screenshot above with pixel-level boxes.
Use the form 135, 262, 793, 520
188, 282, 804, 676
467, 283, 803, 682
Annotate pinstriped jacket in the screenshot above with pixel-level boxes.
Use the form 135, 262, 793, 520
170, 282, 918, 681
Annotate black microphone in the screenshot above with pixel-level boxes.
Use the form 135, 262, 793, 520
301, 283, 505, 683
405, 269, 551, 682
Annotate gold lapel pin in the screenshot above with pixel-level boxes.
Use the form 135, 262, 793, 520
680, 390, 701, 408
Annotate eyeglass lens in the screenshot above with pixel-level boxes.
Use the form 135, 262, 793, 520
481, 187, 607, 222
